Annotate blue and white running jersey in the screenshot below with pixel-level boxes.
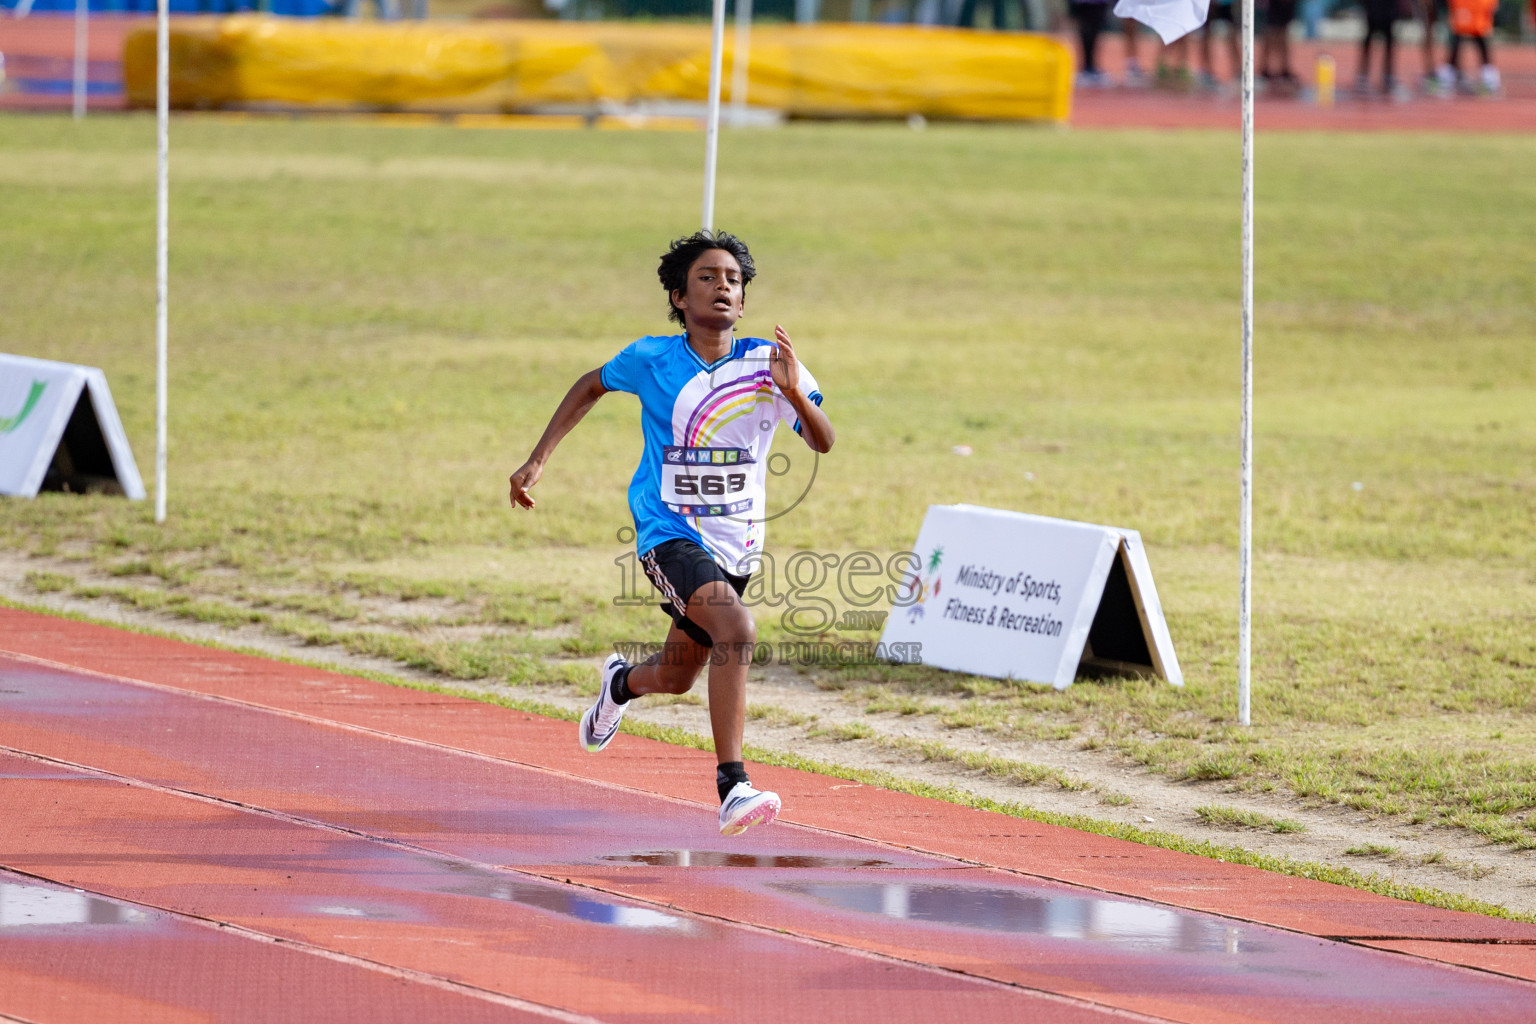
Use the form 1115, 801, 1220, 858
601, 333, 823, 574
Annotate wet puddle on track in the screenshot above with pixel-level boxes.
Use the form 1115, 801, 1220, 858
601, 851, 900, 869
0, 882, 152, 928
437, 863, 700, 935
772, 881, 1262, 954
313, 903, 403, 920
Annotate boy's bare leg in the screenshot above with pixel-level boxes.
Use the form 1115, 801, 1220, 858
620, 583, 754, 764
678, 581, 756, 765
624, 620, 710, 697
616, 586, 779, 834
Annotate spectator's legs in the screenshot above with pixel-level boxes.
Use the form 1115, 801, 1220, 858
1261, 22, 1293, 78
1417, 0, 1437, 78
1157, 34, 1190, 85
1261, 7, 1295, 81
1472, 32, 1499, 90
1261, 0, 1299, 80
1226, 10, 1241, 77
1200, 11, 1238, 83
1382, 19, 1395, 90
1358, 5, 1394, 91
1071, 2, 1109, 77
1086, 4, 1108, 74
1123, 16, 1145, 80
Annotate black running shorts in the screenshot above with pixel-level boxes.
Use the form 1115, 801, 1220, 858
640, 539, 751, 648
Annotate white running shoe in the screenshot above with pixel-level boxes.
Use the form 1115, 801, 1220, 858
579, 654, 630, 753
719, 781, 781, 836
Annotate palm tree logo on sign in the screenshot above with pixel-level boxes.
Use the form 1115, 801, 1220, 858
905, 545, 944, 623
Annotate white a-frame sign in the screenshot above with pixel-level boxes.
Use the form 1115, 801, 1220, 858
879, 504, 1181, 689
0, 354, 146, 499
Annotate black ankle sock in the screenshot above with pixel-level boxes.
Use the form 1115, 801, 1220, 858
610, 665, 634, 705
716, 761, 749, 802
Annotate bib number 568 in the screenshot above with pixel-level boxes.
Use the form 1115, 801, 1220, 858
673, 472, 747, 497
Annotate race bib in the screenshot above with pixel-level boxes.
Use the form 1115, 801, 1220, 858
661, 446, 754, 517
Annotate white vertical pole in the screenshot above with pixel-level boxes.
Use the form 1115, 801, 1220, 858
72, 0, 87, 120
701, 0, 727, 231
154, 0, 169, 525
1237, 0, 1254, 726
730, 0, 752, 126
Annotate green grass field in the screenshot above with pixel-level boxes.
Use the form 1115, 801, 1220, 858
3, 115, 1534, 849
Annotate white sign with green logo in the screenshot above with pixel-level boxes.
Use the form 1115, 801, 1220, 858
879, 504, 1181, 689
0, 354, 145, 499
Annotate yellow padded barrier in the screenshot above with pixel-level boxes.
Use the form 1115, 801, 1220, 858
124, 17, 1072, 121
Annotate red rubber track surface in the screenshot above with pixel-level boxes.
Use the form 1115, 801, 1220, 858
1, 606, 1534, 1023
0, 12, 132, 112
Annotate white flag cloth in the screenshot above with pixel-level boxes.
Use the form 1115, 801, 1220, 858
1113, 0, 1211, 43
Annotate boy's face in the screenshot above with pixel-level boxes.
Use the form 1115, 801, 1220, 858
672, 249, 745, 332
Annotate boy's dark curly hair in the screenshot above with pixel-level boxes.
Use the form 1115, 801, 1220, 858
658, 230, 756, 328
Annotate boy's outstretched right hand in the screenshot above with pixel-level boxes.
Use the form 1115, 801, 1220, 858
509, 460, 542, 509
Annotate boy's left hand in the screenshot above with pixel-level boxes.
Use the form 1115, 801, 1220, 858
769, 325, 799, 395
769, 324, 835, 453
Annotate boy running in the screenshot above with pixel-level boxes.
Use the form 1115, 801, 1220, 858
507, 231, 835, 836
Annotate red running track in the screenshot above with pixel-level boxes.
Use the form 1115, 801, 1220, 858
1, 606, 1534, 1022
